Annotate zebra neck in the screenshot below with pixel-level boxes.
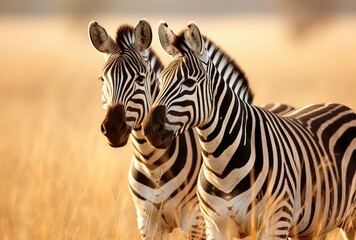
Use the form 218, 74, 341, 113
130, 128, 175, 166
197, 78, 252, 168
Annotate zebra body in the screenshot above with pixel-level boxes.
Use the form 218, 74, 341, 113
260, 102, 296, 115
88, 20, 204, 239
197, 100, 356, 239
143, 22, 356, 239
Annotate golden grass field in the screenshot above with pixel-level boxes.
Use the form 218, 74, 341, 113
0, 14, 355, 239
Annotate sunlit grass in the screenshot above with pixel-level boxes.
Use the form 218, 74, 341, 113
0, 78, 138, 239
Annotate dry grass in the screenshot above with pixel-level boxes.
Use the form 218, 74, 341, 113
0, 16, 138, 240
0, 14, 354, 239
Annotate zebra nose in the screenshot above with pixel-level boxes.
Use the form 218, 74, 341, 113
143, 105, 166, 136
152, 122, 164, 135
101, 122, 106, 135
101, 119, 126, 136
101, 104, 127, 136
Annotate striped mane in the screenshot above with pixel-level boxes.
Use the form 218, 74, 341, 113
115, 24, 134, 50
172, 31, 254, 103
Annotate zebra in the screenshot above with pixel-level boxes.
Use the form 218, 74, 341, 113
142, 21, 356, 240
87, 19, 295, 240
88, 19, 205, 239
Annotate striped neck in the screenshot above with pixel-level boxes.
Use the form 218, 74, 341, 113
195, 39, 254, 158
198, 62, 250, 164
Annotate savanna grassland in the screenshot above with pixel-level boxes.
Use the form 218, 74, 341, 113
0, 15, 355, 239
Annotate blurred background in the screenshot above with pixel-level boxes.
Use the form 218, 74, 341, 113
0, 0, 355, 239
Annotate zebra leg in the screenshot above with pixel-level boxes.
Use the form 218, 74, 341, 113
257, 221, 292, 240
344, 228, 355, 240
341, 208, 356, 240
198, 202, 231, 240
257, 198, 294, 240
297, 237, 326, 240
134, 202, 169, 240
204, 217, 229, 240
181, 201, 206, 240
338, 221, 356, 240
341, 221, 356, 240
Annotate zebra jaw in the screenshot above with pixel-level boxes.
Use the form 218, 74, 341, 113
144, 129, 174, 149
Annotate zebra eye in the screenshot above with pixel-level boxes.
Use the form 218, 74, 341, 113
182, 78, 196, 87
135, 75, 145, 84
99, 76, 104, 82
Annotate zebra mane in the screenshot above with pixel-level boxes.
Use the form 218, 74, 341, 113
173, 31, 254, 103
115, 24, 135, 50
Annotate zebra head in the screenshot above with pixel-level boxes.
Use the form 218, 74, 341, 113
89, 19, 155, 147
143, 21, 214, 149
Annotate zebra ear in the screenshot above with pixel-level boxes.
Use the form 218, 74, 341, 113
134, 19, 152, 52
158, 21, 178, 56
88, 21, 117, 55
185, 22, 203, 54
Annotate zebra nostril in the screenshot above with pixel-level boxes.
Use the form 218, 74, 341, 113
153, 123, 164, 135
101, 123, 107, 135
117, 121, 126, 132
143, 105, 167, 138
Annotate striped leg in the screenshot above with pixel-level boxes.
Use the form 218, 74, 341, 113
134, 203, 170, 240
202, 213, 243, 240
345, 224, 356, 240
341, 208, 356, 240
257, 212, 293, 240
181, 201, 206, 239
298, 237, 326, 240
198, 193, 240, 239
257, 194, 294, 240
203, 210, 229, 240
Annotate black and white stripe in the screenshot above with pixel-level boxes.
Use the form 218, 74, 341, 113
89, 20, 205, 239
204, 37, 295, 115
143, 22, 356, 240
90, 20, 295, 239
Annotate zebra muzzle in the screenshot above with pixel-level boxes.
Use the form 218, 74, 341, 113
143, 105, 174, 149
101, 104, 131, 148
